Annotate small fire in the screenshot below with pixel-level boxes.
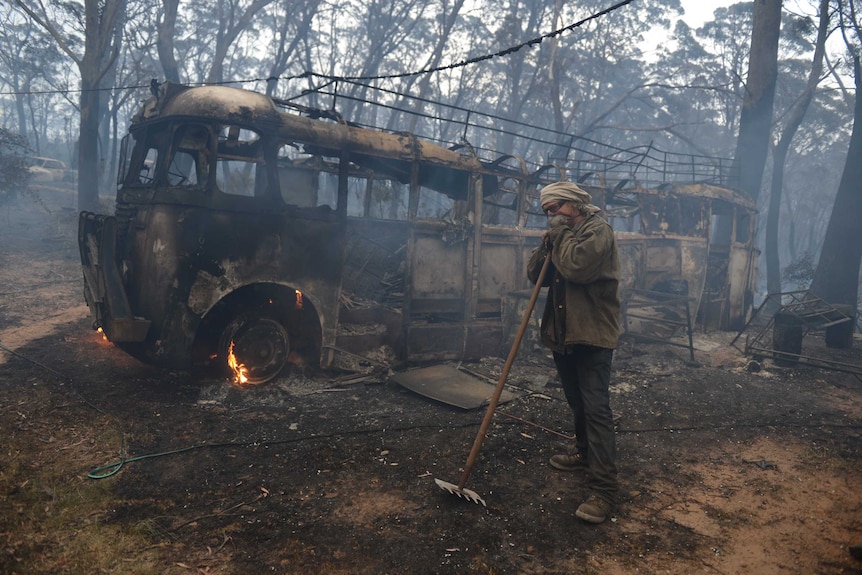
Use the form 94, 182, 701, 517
227, 340, 249, 384
96, 326, 108, 342
295, 290, 303, 310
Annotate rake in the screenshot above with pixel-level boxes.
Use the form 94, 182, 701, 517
435, 252, 551, 506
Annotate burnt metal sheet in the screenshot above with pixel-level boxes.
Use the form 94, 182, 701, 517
390, 364, 516, 409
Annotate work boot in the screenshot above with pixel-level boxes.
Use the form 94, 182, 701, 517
549, 453, 586, 472
575, 493, 613, 524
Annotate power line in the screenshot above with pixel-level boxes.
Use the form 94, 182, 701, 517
305, 0, 634, 82
0, 0, 633, 97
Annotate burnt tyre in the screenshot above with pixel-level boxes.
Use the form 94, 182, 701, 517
220, 315, 290, 384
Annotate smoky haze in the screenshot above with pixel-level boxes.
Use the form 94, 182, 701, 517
1, 0, 860, 308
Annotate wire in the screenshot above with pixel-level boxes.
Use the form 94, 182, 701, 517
0, 341, 67, 380
85, 422, 475, 480
87, 439, 217, 480
305, 0, 634, 82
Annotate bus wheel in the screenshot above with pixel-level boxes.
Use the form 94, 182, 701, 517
220, 315, 290, 384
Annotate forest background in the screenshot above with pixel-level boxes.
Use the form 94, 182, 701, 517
1, 0, 861, 313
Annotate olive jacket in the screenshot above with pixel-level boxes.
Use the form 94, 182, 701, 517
527, 213, 621, 352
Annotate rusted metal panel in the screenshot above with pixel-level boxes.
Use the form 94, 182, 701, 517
406, 323, 469, 361
411, 234, 467, 298
390, 364, 516, 409
478, 242, 521, 302
726, 243, 759, 331
464, 324, 505, 358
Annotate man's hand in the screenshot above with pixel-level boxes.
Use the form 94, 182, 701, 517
549, 214, 571, 229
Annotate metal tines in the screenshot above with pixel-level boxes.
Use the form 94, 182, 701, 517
434, 478, 486, 507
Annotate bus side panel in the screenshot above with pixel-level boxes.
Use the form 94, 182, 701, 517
124, 204, 345, 368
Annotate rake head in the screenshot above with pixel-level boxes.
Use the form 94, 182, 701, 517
434, 478, 486, 507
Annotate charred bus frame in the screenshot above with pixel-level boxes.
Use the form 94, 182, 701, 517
78, 83, 757, 382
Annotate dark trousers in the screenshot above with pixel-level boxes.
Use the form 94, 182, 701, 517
554, 345, 618, 503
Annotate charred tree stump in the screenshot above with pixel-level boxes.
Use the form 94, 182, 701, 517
825, 304, 856, 349
772, 311, 803, 366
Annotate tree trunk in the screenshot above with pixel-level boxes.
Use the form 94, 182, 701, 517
406, 0, 465, 133
809, 56, 862, 308
78, 82, 100, 212
205, 0, 275, 85
765, 143, 786, 296
733, 0, 782, 201
15, 90, 28, 142
158, 0, 181, 83
75, 0, 123, 211
764, 0, 830, 295
265, 0, 321, 97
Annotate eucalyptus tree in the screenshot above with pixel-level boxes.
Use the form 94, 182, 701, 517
154, 0, 275, 85
397, 0, 692, 169
311, 0, 434, 123
809, 0, 862, 317
0, 8, 63, 150
542, 0, 683, 142
99, 0, 162, 189
733, 0, 783, 202
390, 0, 467, 133
477, 0, 549, 158
259, 0, 323, 97
764, 0, 830, 296
694, 2, 755, 140
0, 127, 31, 205
205, 0, 276, 85
157, 0, 182, 83
648, 3, 754, 158
779, 98, 847, 267
13, 0, 126, 212
428, 9, 496, 145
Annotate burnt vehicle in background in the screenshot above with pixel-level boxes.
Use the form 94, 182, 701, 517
29, 156, 77, 184
78, 82, 757, 383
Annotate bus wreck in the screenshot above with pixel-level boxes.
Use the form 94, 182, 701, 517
78, 83, 757, 383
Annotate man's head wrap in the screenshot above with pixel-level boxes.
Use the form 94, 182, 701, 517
539, 181, 601, 214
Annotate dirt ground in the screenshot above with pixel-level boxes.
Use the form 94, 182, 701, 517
1, 187, 861, 575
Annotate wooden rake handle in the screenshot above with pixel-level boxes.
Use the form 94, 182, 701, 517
457, 252, 551, 489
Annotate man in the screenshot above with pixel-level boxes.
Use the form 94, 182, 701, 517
527, 180, 621, 524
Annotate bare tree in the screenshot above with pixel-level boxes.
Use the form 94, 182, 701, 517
765, 0, 831, 296
157, 0, 181, 83
809, 0, 862, 317
261, 0, 322, 97
14, 0, 125, 212
205, 0, 276, 85
0, 12, 53, 144
401, 0, 467, 133
733, 0, 783, 201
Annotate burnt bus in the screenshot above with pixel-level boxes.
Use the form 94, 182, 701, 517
78, 83, 758, 383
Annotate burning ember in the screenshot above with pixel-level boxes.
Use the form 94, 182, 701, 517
96, 326, 108, 342
295, 290, 303, 310
227, 340, 249, 384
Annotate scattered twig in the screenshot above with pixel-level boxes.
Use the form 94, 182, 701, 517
172, 489, 269, 531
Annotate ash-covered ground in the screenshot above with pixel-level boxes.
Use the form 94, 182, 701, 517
1, 187, 861, 575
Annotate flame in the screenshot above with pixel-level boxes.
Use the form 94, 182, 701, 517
227, 340, 249, 384
96, 326, 108, 342
295, 290, 303, 310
